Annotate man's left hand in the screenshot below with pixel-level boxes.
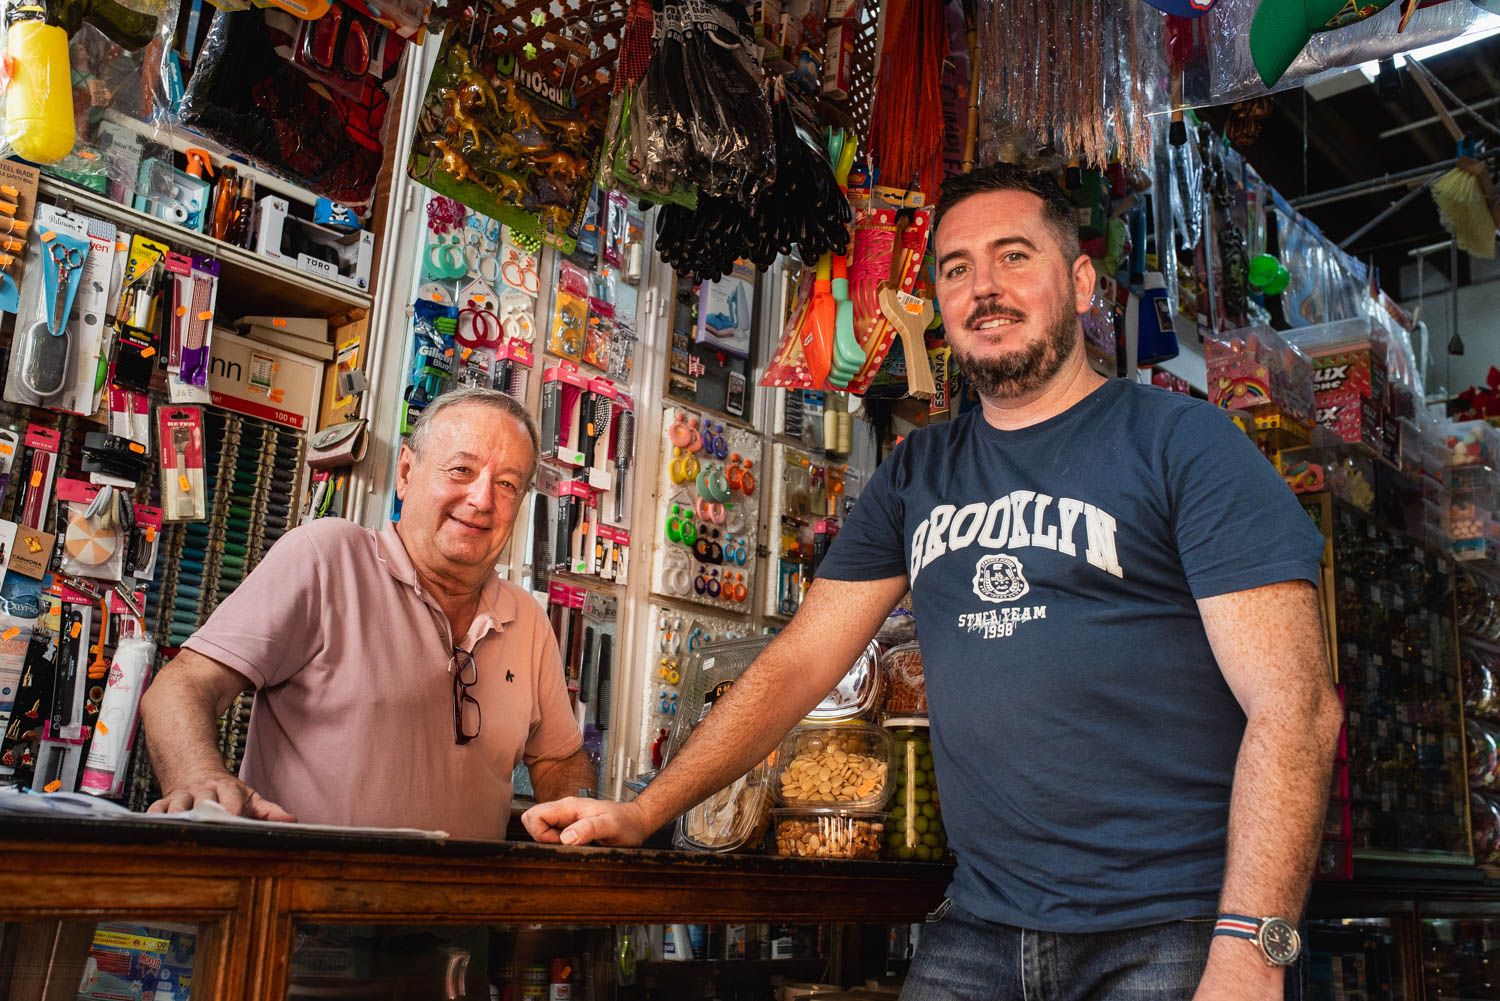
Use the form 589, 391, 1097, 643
1192, 938, 1284, 1001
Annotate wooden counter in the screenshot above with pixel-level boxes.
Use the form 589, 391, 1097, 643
0, 818, 952, 1000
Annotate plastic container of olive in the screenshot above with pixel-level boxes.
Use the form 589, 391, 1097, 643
770, 722, 894, 810
883, 718, 947, 860
771, 808, 889, 859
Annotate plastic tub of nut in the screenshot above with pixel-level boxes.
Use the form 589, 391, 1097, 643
770, 723, 893, 810
771, 808, 889, 860
879, 641, 927, 718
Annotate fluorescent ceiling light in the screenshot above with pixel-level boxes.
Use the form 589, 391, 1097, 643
1403, 24, 1500, 62
1310, 23, 1500, 99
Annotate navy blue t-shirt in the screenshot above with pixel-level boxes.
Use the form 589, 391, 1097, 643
817, 379, 1326, 933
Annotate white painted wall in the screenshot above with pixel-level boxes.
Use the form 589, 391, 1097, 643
1401, 257, 1500, 400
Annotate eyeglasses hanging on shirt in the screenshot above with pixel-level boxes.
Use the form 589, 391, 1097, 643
452, 647, 481, 745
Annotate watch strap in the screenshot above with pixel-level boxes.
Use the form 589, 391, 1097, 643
1213, 914, 1262, 940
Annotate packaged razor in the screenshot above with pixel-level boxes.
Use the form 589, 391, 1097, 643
158, 406, 206, 522
47, 601, 89, 739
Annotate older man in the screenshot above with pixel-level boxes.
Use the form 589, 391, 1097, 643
141, 387, 592, 839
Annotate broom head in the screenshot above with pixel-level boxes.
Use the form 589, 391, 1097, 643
1433, 157, 1498, 259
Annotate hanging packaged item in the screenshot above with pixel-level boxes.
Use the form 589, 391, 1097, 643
0, 160, 40, 315
406, 20, 601, 251
16, 423, 61, 532
56, 479, 127, 582
547, 261, 591, 362
78, 635, 155, 798
1189, 0, 1484, 104
165, 254, 220, 393
110, 235, 170, 393
129, 504, 162, 582
176, 5, 406, 213
5, 206, 120, 414
80, 431, 151, 488
157, 406, 206, 522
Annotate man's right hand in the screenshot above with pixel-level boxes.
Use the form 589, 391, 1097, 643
522, 797, 651, 846
147, 771, 297, 822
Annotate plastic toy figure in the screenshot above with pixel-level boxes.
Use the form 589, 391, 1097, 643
448, 45, 499, 119
499, 78, 543, 135
426, 137, 481, 186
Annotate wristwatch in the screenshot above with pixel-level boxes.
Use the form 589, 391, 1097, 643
1213, 914, 1301, 966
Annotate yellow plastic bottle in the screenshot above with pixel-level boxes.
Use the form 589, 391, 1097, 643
4, 8, 76, 164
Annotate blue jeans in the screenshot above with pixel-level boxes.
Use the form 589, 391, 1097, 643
900, 898, 1214, 1001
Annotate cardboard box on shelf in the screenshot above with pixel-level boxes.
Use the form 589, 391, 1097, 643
254, 196, 373, 292
236, 314, 330, 344
319, 320, 367, 429
208, 330, 324, 432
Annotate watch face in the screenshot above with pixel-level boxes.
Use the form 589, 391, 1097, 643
1259, 919, 1301, 965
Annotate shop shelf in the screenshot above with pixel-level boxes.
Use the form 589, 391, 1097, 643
37, 176, 372, 320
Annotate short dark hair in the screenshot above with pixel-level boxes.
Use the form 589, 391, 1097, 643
934, 163, 1081, 260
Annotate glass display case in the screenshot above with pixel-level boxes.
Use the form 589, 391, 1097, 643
1306, 496, 1472, 864
1422, 915, 1500, 1001
3, 920, 208, 1000
0, 820, 949, 1001
1304, 917, 1412, 1001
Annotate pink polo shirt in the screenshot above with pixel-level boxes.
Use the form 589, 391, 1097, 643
182, 518, 582, 840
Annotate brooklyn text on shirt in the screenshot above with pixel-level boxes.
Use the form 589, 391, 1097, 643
908, 491, 1124, 585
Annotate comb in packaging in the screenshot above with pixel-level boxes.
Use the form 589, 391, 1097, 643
158, 406, 206, 522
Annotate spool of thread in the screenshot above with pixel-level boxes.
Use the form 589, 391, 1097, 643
4, 20, 77, 164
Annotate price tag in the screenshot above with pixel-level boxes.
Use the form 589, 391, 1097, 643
96, 721, 109, 736
178, 474, 191, 494
140, 347, 156, 359
1, 627, 17, 640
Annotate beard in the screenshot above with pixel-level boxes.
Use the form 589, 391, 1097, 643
951, 302, 1079, 400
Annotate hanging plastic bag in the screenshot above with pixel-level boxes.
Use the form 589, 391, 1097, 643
1188, 0, 1492, 105
177, 4, 405, 214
